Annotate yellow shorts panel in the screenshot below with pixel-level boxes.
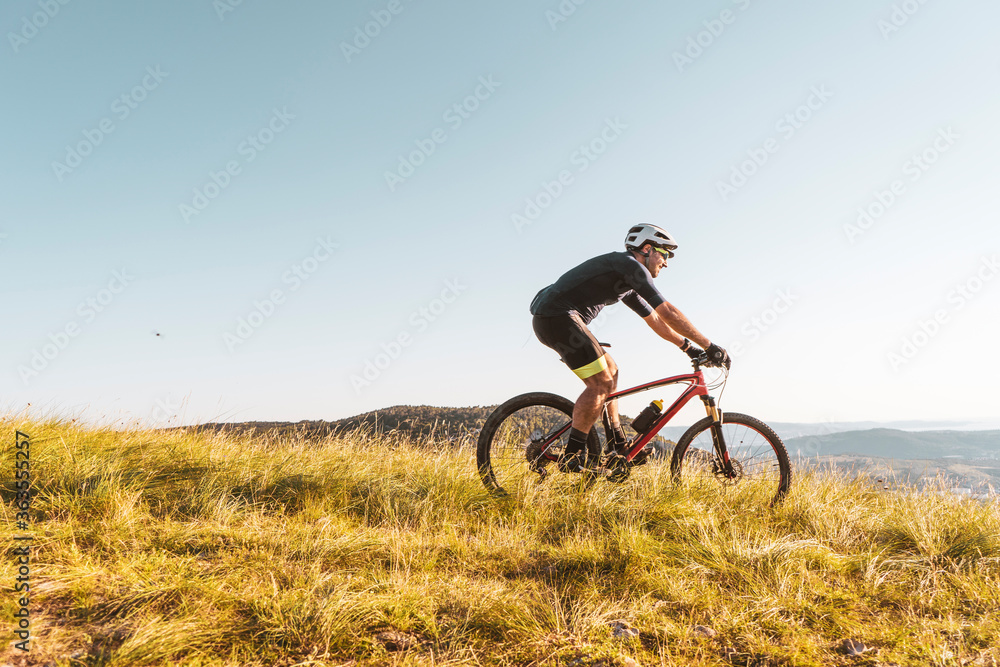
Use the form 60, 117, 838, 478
572, 354, 608, 380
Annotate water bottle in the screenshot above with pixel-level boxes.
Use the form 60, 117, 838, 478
630, 400, 663, 434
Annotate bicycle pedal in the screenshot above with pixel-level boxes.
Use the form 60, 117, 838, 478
604, 458, 631, 483
559, 452, 602, 474
611, 443, 650, 467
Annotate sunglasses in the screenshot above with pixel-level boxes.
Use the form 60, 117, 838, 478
654, 246, 675, 259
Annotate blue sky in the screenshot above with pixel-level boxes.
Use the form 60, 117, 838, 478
2, 0, 998, 428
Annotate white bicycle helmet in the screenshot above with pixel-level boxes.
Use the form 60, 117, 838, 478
624, 223, 678, 258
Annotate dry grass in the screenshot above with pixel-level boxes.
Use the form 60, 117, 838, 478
1, 416, 998, 666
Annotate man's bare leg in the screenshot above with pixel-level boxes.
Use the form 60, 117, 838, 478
571, 354, 618, 433
605, 355, 621, 431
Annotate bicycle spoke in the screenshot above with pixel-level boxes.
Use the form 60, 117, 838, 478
480, 399, 575, 494
672, 413, 791, 505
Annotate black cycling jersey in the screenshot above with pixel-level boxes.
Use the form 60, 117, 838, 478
529, 251, 666, 324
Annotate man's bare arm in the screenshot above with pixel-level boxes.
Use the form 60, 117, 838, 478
643, 301, 711, 349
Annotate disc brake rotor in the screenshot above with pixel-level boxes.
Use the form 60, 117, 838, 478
713, 458, 744, 486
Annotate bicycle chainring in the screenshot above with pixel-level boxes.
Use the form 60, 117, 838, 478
605, 454, 631, 483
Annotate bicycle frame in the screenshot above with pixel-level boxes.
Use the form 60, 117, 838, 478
538, 362, 731, 470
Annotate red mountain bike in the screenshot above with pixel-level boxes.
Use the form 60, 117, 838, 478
477, 353, 791, 505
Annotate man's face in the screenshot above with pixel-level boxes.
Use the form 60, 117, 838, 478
646, 245, 669, 277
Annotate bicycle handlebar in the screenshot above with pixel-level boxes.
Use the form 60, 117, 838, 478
691, 353, 726, 370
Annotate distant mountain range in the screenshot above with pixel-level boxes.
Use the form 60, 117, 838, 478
185, 405, 1000, 460
784, 428, 1000, 460
781, 429, 1000, 496
186, 405, 494, 441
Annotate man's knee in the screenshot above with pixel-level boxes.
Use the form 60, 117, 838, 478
604, 356, 619, 387
585, 370, 615, 395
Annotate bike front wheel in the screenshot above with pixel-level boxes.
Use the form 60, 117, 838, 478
477, 392, 601, 496
670, 412, 791, 506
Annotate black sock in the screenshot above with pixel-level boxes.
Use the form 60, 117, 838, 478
565, 428, 588, 457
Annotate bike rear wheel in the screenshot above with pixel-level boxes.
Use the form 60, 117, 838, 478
670, 412, 791, 506
477, 392, 601, 496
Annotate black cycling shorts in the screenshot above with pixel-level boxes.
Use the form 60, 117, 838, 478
532, 312, 608, 379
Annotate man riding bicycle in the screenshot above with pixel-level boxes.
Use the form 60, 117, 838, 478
530, 223, 731, 472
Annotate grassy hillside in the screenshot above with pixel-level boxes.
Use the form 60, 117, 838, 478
3, 418, 999, 666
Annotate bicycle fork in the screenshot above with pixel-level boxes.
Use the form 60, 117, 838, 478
700, 395, 737, 479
